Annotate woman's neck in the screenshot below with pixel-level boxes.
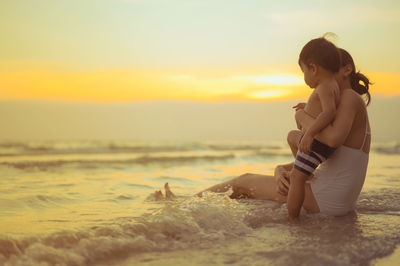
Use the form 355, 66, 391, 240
338, 78, 352, 92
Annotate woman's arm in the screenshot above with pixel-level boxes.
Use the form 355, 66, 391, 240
295, 90, 358, 147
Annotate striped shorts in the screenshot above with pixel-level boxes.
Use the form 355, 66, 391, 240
294, 138, 336, 176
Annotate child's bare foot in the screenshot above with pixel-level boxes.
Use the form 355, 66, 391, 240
164, 182, 176, 199
154, 190, 164, 201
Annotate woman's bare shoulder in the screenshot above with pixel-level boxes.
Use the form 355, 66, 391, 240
341, 88, 359, 98
340, 89, 363, 106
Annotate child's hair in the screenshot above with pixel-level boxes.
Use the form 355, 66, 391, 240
299, 37, 341, 73
339, 48, 372, 106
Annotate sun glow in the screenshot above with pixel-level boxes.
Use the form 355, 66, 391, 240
0, 61, 399, 102
249, 90, 288, 99
243, 75, 304, 85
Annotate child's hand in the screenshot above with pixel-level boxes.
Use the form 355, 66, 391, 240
299, 132, 313, 154
292, 102, 306, 111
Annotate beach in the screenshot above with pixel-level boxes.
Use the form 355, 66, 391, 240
0, 140, 399, 265
2, 0, 400, 264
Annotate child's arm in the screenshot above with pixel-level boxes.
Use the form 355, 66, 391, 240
298, 84, 336, 153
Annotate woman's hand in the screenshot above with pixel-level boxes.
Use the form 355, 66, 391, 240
275, 166, 290, 196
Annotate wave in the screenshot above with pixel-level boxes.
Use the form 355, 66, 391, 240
206, 144, 282, 151
3, 141, 400, 158
0, 151, 295, 171
126, 184, 153, 189
0, 141, 283, 157
356, 188, 400, 212
115, 194, 136, 201
247, 151, 293, 158
374, 143, 400, 155
0, 154, 235, 170
0, 192, 253, 266
1, 191, 400, 266
0, 141, 201, 157
0, 195, 74, 211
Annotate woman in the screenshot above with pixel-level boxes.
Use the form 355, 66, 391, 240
196, 48, 372, 218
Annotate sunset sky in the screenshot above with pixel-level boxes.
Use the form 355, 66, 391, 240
1, 0, 400, 141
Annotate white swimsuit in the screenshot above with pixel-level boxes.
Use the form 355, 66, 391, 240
310, 121, 370, 216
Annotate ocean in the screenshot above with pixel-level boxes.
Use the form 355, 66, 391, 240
0, 140, 399, 266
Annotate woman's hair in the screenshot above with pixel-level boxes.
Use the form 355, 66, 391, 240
339, 48, 372, 106
298, 37, 340, 73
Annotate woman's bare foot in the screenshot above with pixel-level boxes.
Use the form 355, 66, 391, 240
164, 182, 176, 199
154, 190, 163, 201
153, 183, 176, 200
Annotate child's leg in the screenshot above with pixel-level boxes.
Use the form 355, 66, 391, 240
287, 130, 303, 158
287, 167, 308, 219
287, 138, 336, 219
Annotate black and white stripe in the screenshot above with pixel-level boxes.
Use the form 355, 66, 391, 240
294, 151, 322, 175
293, 139, 336, 176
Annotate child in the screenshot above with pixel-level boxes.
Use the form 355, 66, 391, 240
286, 36, 341, 219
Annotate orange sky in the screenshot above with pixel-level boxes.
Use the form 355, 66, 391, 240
1, 61, 399, 102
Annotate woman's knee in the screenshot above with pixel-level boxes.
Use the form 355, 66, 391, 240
233, 173, 252, 186
230, 173, 253, 198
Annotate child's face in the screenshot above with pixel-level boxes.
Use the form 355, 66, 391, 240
300, 61, 318, 88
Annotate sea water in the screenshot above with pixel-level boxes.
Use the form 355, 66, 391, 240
0, 140, 399, 265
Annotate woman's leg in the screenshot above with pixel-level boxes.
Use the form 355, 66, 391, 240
233, 173, 287, 202
197, 173, 286, 202
165, 182, 176, 198
196, 179, 233, 195
197, 172, 319, 213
